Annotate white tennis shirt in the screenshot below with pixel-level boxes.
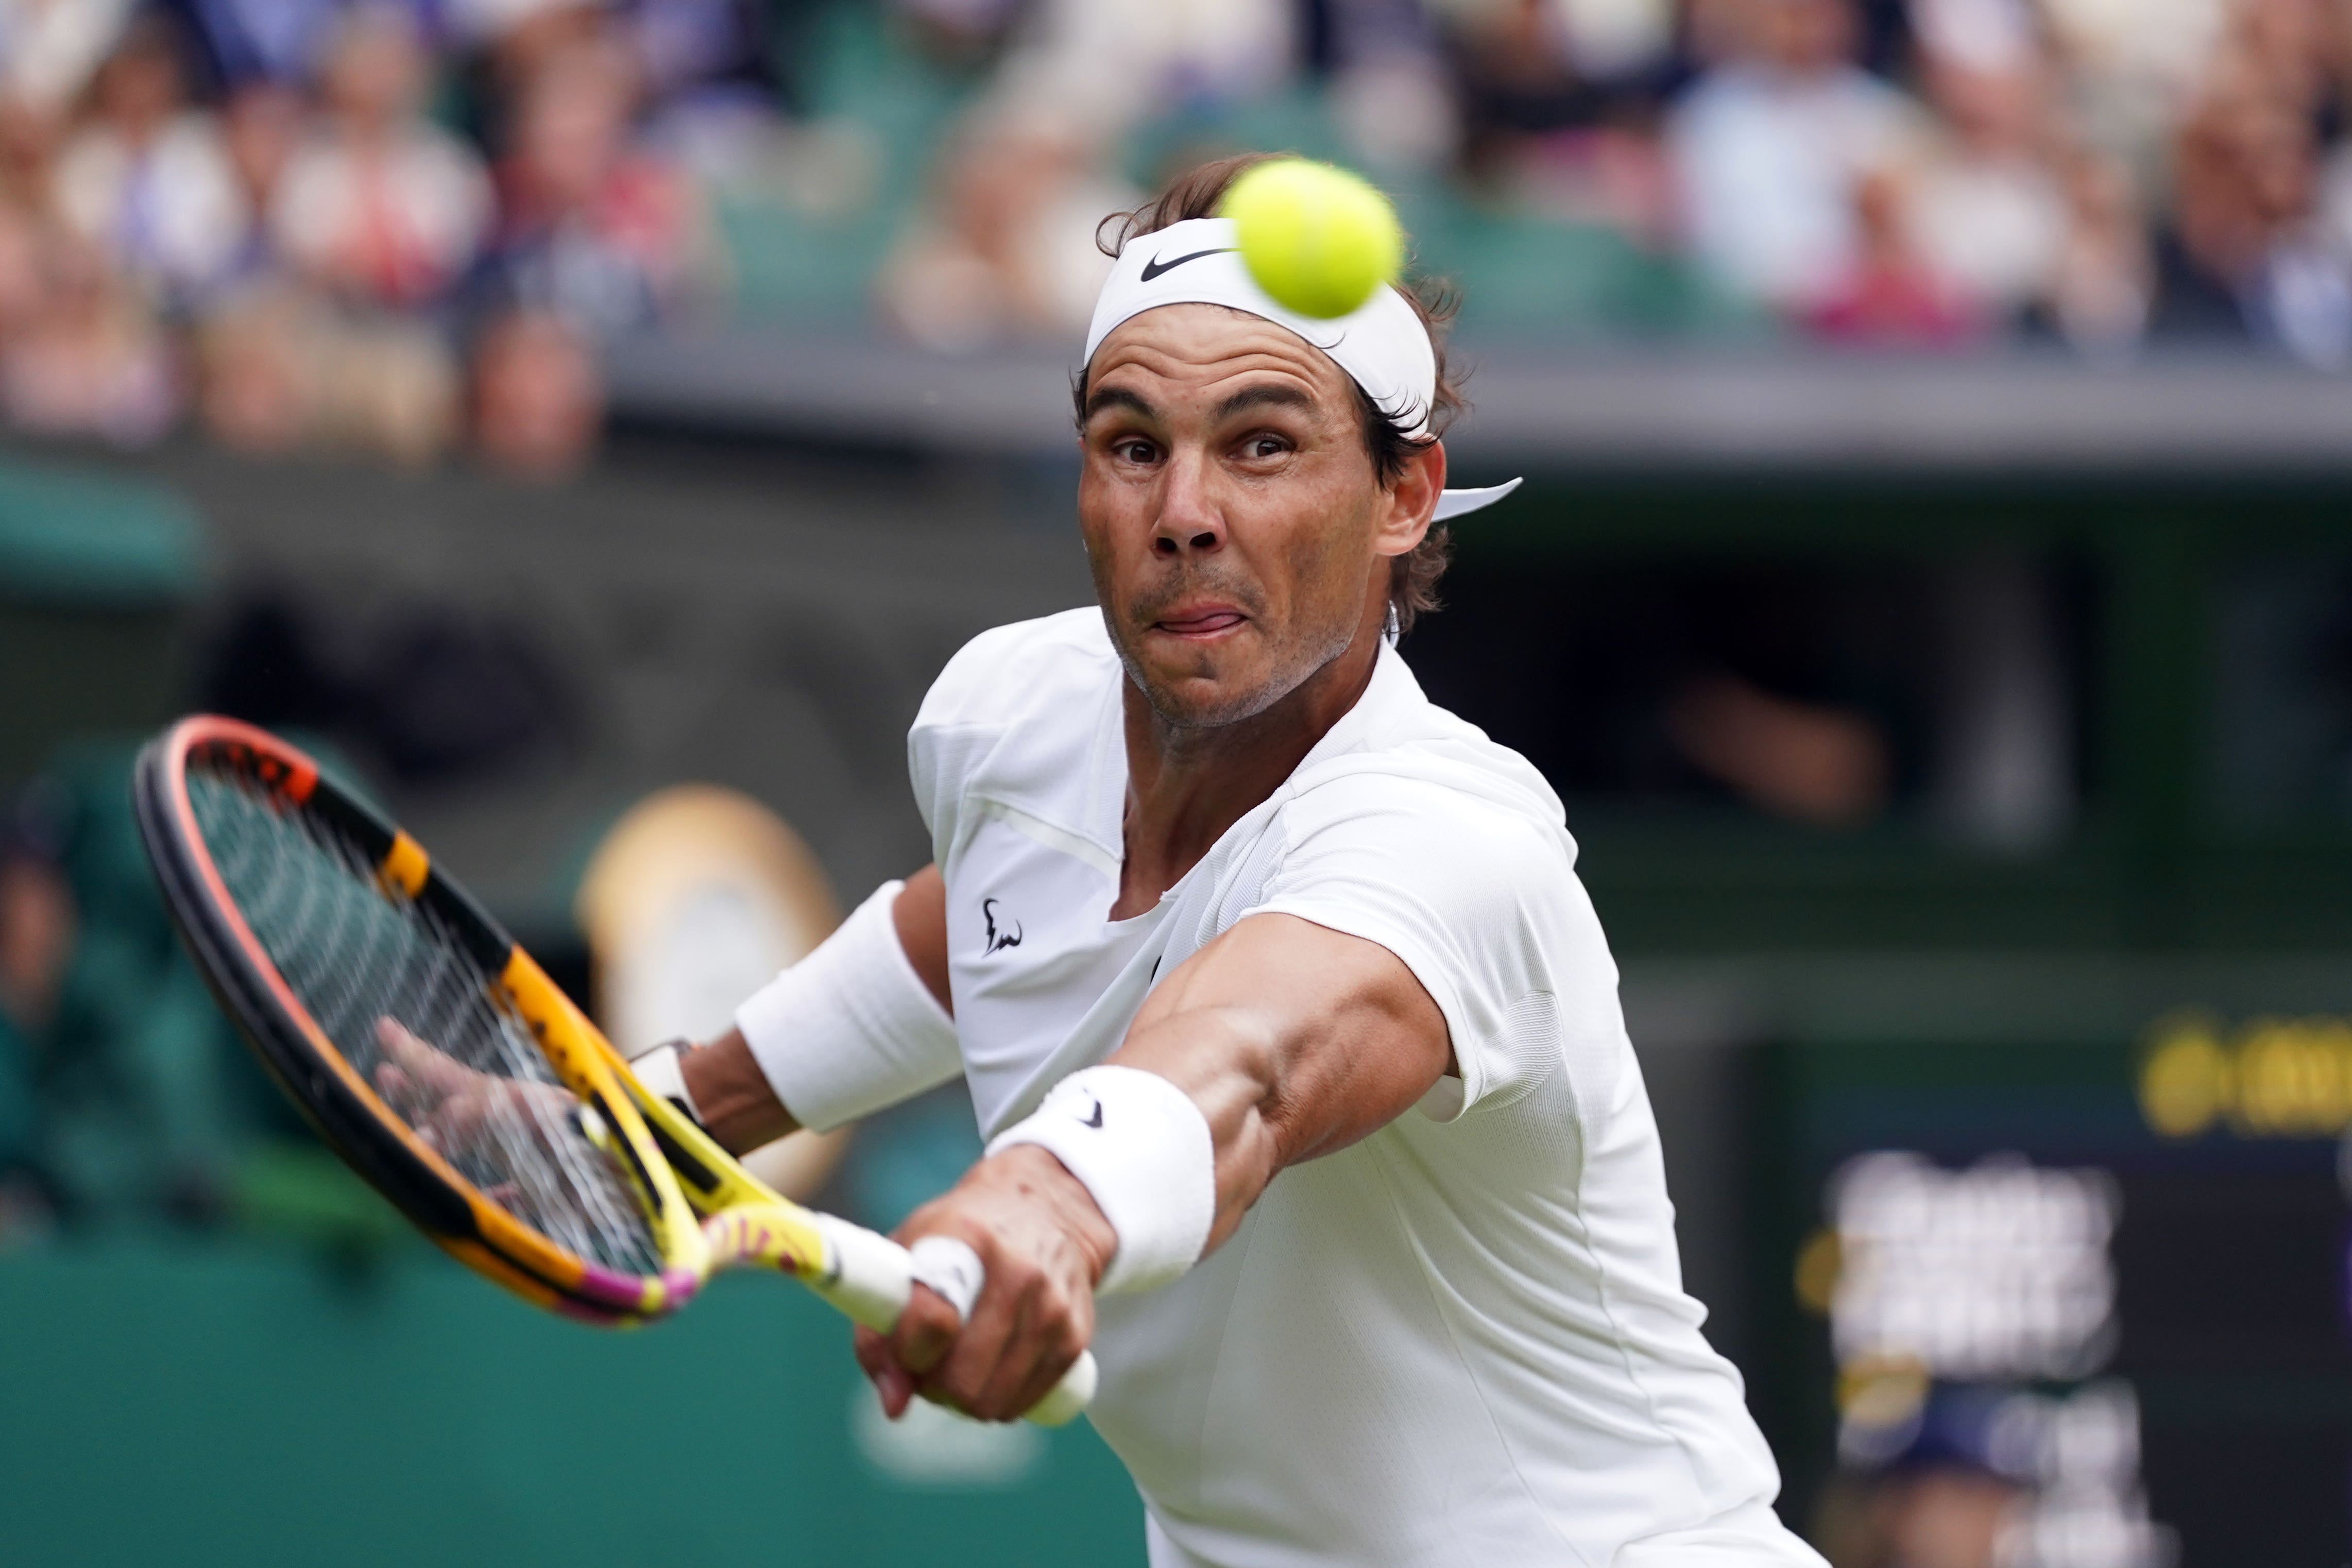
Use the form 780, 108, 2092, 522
750, 609, 1824, 1568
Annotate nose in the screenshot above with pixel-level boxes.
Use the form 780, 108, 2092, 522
1152, 453, 1225, 560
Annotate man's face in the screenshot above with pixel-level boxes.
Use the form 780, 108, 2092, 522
1078, 303, 1434, 729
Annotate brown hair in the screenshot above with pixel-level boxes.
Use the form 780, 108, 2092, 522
1079, 152, 1467, 638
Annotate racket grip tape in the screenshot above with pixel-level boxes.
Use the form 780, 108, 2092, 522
808, 1214, 1098, 1427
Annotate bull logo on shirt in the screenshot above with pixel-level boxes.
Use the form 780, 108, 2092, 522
981, 897, 1024, 956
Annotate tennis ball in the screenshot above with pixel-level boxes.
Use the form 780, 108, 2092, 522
1219, 158, 1404, 320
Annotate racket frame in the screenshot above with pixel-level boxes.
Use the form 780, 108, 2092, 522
138, 716, 1095, 1423
137, 716, 717, 1321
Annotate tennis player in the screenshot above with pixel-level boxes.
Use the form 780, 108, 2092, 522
637, 154, 1828, 1568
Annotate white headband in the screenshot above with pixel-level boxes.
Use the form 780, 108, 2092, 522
1082, 218, 1521, 523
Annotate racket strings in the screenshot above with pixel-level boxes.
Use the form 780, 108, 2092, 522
189, 763, 662, 1277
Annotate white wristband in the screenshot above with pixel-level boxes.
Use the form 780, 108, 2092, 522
986, 1065, 1215, 1297
734, 880, 961, 1133
626, 1039, 703, 1123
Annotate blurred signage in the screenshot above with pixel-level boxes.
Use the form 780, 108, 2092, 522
1771, 1026, 2352, 1566
2137, 1011, 2352, 1140
1814, 1152, 2169, 1568
1829, 1152, 2118, 1382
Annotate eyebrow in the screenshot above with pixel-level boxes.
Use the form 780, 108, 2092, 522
1082, 385, 1156, 423
1081, 380, 1324, 429
1213, 383, 1316, 423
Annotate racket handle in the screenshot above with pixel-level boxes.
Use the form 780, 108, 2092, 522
1025, 1349, 1099, 1428
810, 1214, 1098, 1427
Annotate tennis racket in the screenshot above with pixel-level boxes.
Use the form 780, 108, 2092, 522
134, 715, 1095, 1426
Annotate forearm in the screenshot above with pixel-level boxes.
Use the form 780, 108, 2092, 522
977, 913, 1450, 1282
680, 1029, 797, 1154
1109, 915, 1451, 1251
1104, 1005, 1283, 1254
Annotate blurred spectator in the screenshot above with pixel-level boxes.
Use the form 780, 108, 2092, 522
0, 0, 135, 119
1437, 0, 1675, 239
879, 102, 1136, 352
2038, 0, 2227, 183
271, 4, 490, 311
892, 0, 1027, 69
216, 78, 299, 270
53, 15, 247, 309
1899, 1, 2069, 327
2, 225, 178, 441
2042, 146, 2150, 352
195, 282, 460, 462
1814, 1379, 2025, 1568
1805, 166, 1981, 344
621, 0, 785, 175
471, 305, 598, 476
1668, 0, 1926, 313
488, 28, 713, 338
881, 0, 1289, 355
172, 0, 440, 88
2153, 35, 2352, 365
987, 0, 1297, 140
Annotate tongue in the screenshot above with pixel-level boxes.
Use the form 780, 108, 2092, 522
1163, 611, 1241, 634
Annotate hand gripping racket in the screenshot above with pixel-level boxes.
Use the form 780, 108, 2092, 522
134, 715, 1096, 1426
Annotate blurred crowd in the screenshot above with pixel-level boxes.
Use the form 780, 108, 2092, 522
896, 0, 2352, 362
0, 0, 739, 473
0, 0, 2348, 465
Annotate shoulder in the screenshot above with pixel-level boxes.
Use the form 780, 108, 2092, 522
914, 608, 1116, 735
1296, 649, 1571, 862
1264, 659, 1588, 947
1267, 765, 1584, 970
908, 609, 1118, 850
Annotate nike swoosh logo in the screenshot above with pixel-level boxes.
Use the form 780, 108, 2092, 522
1140, 247, 1234, 282
1081, 1099, 1104, 1130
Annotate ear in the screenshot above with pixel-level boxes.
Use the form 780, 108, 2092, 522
1373, 438, 1446, 561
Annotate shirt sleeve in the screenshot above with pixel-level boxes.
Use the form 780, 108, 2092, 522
1240, 775, 1622, 1122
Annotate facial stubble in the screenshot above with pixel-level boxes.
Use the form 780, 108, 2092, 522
1090, 509, 1372, 732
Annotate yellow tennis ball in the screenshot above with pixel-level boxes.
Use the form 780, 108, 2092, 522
1219, 158, 1404, 320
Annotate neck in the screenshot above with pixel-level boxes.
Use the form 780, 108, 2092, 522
1111, 598, 1386, 921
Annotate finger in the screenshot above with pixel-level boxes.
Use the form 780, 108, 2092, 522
855, 1326, 916, 1419
375, 1018, 473, 1098
890, 1282, 963, 1377
967, 1264, 1090, 1422
1002, 1318, 1085, 1421
922, 1269, 1024, 1418
975, 1292, 1071, 1423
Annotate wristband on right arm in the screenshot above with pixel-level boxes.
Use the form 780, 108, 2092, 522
734, 880, 960, 1132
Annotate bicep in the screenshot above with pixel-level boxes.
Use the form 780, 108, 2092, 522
1110, 914, 1452, 1227
892, 865, 952, 1015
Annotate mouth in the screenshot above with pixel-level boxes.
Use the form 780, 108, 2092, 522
1151, 605, 1249, 641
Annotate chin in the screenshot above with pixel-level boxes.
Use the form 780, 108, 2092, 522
1130, 657, 1291, 730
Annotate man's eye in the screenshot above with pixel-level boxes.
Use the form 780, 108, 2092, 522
1114, 439, 1157, 463
1244, 436, 1288, 459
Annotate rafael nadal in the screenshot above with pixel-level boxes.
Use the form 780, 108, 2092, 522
645, 157, 1825, 1568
